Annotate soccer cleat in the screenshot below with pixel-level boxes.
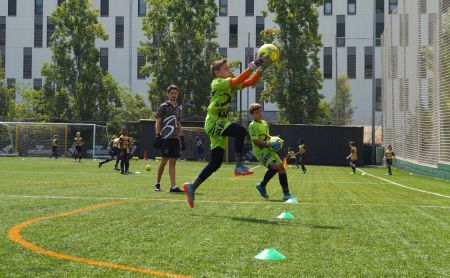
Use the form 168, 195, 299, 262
234, 165, 254, 176
282, 192, 294, 201
183, 182, 195, 208
154, 183, 161, 191
170, 187, 184, 193
256, 183, 269, 199
98, 162, 103, 168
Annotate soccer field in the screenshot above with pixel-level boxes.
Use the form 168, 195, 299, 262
0, 158, 449, 277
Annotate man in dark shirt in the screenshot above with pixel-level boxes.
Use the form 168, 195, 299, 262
153, 85, 185, 192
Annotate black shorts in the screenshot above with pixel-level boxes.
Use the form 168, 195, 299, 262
120, 150, 130, 162
75, 146, 82, 155
52, 146, 58, 152
109, 147, 118, 157
161, 138, 180, 158
386, 159, 393, 166
287, 158, 297, 164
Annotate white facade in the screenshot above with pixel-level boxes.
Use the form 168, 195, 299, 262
0, 0, 397, 124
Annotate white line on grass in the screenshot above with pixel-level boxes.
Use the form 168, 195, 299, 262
358, 169, 450, 199
0, 194, 449, 209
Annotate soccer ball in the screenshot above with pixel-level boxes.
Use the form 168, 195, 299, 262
145, 165, 152, 171
269, 136, 284, 152
257, 44, 279, 64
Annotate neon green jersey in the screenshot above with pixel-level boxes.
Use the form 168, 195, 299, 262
204, 78, 242, 149
249, 120, 281, 168
248, 120, 270, 155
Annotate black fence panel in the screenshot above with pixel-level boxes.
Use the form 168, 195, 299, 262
139, 120, 364, 166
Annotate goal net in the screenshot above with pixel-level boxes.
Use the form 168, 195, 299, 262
0, 122, 109, 158
180, 127, 211, 161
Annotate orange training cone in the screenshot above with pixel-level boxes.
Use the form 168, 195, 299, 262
144, 150, 148, 160
283, 157, 287, 168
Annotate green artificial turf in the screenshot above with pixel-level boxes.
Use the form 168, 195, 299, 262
0, 157, 449, 277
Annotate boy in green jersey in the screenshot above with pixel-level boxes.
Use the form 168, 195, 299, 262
183, 57, 269, 208
248, 103, 293, 201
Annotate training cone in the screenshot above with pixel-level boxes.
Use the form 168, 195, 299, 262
285, 198, 299, 204
254, 248, 286, 260
144, 151, 148, 160
283, 158, 287, 168
277, 212, 295, 220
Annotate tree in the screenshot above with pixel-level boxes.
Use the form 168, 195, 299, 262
108, 89, 152, 133
261, 0, 325, 124
330, 74, 354, 126
141, 0, 220, 120
41, 0, 121, 121
0, 54, 16, 120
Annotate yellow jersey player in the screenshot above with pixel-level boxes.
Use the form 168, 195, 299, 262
286, 147, 298, 168
118, 127, 132, 175
385, 145, 396, 175
50, 135, 58, 159
98, 135, 118, 169
298, 139, 307, 174
248, 103, 293, 201
346, 141, 357, 174
73, 132, 83, 163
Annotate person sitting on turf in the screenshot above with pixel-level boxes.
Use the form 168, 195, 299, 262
346, 141, 358, 174
248, 103, 293, 201
385, 145, 396, 176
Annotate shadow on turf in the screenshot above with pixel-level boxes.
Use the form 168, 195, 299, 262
192, 214, 342, 229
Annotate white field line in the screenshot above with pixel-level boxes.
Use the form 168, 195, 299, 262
0, 194, 449, 209
358, 169, 450, 199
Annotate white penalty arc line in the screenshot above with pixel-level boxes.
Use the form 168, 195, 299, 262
0, 194, 449, 209
358, 169, 450, 199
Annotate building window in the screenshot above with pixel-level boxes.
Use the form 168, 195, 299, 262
33, 78, 42, 90
57, 0, 65, 6
138, 0, 146, 17
324, 0, 332, 15
34, 16, 43, 48
255, 82, 264, 103
47, 17, 55, 48
7, 78, 15, 89
229, 16, 238, 48
323, 47, 332, 79
219, 47, 227, 58
101, 0, 109, 17
336, 15, 345, 47
389, 0, 398, 14
0, 46, 5, 69
347, 47, 356, 79
365, 46, 373, 79
100, 48, 108, 74
0, 16, 5, 48
245, 47, 254, 66
219, 0, 228, 16
376, 0, 384, 13
246, 0, 254, 16
35, 0, 43, 15
376, 79, 382, 111
8, 0, 17, 16
256, 16, 264, 47
115, 17, 124, 48
376, 13, 384, 46
137, 51, 147, 79
347, 0, 356, 15
23, 48, 32, 79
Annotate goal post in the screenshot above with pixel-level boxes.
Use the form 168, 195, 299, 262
0, 122, 109, 159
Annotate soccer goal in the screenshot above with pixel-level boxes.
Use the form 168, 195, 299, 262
0, 122, 109, 159
181, 127, 212, 161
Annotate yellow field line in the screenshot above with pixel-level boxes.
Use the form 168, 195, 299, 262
7, 201, 192, 278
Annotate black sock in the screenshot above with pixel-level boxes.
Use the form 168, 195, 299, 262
115, 159, 119, 168
388, 166, 391, 174
235, 152, 243, 163
261, 168, 277, 187
120, 161, 125, 172
301, 165, 306, 172
279, 173, 289, 193
352, 166, 356, 173
193, 177, 203, 189
125, 162, 129, 172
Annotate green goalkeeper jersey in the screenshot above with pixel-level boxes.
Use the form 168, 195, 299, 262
248, 120, 270, 156
204, 78, 242, 136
